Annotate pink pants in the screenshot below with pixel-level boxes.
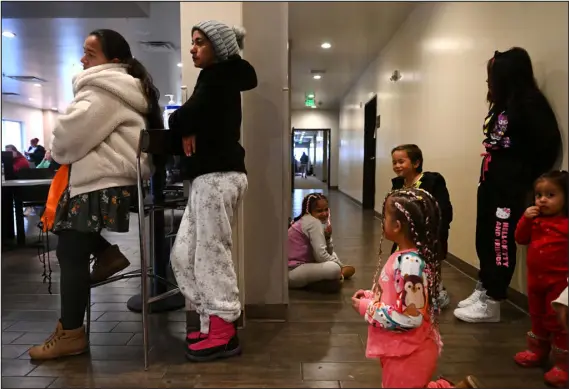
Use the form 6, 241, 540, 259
380, 339, 453, 388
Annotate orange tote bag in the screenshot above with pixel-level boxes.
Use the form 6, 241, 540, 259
40, 164, 70, 232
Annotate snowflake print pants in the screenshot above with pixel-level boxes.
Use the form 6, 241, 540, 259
171, 172, 248, 334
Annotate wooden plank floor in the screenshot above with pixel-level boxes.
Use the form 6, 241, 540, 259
1, 190, 548, 388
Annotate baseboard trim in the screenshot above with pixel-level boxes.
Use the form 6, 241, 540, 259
186, 303, 288, 330
445, 253, 529, 312
337, 189, 382, 220
336, 189, 362, 207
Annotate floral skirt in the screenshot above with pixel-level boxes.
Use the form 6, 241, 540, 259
51, 186, 135, 234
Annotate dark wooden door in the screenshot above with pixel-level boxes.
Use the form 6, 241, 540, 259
362, 97, 377, 210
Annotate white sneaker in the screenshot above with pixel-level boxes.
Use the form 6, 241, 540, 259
453, 294, 500, 323
437, 289, 451, 310
457, 281, 486, 308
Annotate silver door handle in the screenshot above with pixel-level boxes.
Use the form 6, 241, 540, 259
370, 157, 375, 160
282, 87, 289, 91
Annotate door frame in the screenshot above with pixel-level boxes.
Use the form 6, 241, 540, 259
362, 95, 378, 210
291, 127, 332, 189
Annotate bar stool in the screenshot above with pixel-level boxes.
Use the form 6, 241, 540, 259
84, 129, 187, 370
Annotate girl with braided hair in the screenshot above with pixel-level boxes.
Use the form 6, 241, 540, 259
288, 192, 356, 293
352, 188, 479, 388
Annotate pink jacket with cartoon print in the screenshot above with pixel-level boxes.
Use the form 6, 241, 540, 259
357, 249, 442, 358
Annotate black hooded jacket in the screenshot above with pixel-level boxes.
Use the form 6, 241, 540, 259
168, 55, 258, 180
391, 172, 453, 243
481, 91, 561, 196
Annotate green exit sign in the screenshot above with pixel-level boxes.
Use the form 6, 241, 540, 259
305, 92, 315, 107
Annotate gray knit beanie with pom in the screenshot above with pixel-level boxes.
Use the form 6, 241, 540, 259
192, 20, 246, 61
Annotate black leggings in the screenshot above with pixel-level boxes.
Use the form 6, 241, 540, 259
56, 230, 111, 330
476, 182, 525, 301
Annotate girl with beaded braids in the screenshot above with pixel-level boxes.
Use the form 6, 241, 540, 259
352, 188, 480, 388
288, 193, 356, 293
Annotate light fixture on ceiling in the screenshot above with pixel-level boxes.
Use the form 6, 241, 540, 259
311, 105, 317, 109
2, 31, 16, 38
34, 83, 42, 87
313, 75, 322, 80
321, 42, 331, 49
307, 93, 315, 99
177, 62, 183, 68
51, 107, 58, 111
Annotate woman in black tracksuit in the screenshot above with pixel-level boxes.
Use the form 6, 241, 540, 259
454, 47, 562, 323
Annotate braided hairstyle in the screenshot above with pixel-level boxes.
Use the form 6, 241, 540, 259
292, 192, 328, 225
372, 187, 442, 327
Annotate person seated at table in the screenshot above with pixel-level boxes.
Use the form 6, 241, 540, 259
25, 138, 46, 166
28, 28, 160, 360
5, 145, 31, 172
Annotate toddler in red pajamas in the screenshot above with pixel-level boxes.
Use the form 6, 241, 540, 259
513, 170, 568, 387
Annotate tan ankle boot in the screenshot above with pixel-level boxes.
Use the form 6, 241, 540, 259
28, 321, 88, 360
91, 244, 130, 283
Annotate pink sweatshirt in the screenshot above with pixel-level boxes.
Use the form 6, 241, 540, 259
357, 249, 442, 358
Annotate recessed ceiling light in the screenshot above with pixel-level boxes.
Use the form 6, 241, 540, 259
177, 63, 183, 68
51, 107, 58, 111
313, 75, 322, 80
2, 31, 16, 38
321, 42, 331, 49
311, 105, 317, 109
34, 83, 42, 87
307, 93, 315, 98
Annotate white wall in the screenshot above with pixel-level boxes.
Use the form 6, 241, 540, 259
1, 102, 45, 151
338, 2, 568, 294
291, 109, 339, 186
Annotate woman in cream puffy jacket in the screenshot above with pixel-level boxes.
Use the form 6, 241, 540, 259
29, 29, 161, 360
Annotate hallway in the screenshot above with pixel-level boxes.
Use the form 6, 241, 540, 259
1, 190, 545, 388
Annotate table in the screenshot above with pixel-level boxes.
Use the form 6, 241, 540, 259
2, 179, 52, 246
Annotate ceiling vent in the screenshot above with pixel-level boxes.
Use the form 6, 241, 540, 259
4, 75, 48, 84
2, 92, 20, 96
139, 41, 177, 53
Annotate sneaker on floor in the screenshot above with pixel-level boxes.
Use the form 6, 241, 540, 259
90, 244, 130, 283
457, 281, 486, 308
453, 294, 500, 323
28, 321, 89, 360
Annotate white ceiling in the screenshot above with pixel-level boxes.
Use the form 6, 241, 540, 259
289, 2, 416, 110
1, 2, 415, 113
1, 2, 181, 112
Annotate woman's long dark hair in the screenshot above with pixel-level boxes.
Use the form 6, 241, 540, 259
89, 29, 163, 130
486, 47, 542, 111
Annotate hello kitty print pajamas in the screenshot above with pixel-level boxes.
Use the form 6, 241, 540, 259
170, 172, 247, 334
357, 250, 452, 388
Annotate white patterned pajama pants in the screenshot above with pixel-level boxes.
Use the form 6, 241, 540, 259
171, 172, 248, 334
